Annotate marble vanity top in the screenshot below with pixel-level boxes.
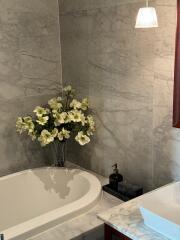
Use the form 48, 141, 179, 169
98, 197, 169, 240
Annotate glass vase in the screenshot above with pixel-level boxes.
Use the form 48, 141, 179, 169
53, 141, 66, 167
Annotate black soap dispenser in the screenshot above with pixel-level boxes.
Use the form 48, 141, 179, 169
0, 234, 4, 240
109, 163, 123, 190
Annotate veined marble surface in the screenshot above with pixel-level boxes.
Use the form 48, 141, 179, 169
59, 0, 178, 192
27, 163, 123, 240
0, 0, 62, 177
98, 197, 169, 240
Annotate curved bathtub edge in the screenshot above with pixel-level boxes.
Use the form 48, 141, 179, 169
3, 168, 102, 240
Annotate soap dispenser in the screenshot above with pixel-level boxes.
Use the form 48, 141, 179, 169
0, 234, 4, 240
109, 163, 123, 190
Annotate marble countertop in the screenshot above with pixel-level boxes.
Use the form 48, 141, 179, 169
29, 192, 123, 240
98, 197, 169, 240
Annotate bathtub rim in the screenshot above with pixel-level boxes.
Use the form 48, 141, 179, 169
1, 167, 102, 240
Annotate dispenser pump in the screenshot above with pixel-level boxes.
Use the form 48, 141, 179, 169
112, 163, 119, 174
109, 163, 123, 190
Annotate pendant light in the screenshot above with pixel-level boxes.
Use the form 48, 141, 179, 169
135, 0, 158, 28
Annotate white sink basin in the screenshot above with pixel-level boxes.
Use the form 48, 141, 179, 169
139, 182, 180, 240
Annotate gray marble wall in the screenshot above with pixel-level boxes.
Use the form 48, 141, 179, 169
59, 0, 177, 191
0, 0, 62, 176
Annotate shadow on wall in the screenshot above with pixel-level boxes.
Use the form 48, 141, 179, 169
0, 132, 52, 178
67, 137, 97, 173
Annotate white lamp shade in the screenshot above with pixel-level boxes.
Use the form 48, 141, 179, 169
135, 7, 158, 28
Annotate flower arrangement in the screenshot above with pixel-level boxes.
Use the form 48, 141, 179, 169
16, 85, 95, 166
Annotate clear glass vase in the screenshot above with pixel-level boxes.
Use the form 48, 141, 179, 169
53, 141, 66, 167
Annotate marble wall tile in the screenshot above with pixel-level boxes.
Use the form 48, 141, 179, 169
60, 0, 179, 191
60, 0, 154, 191
0, 0, 62, 176
153, 0, 177, 188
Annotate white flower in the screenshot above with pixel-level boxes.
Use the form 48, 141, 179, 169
81, 98, 89, 111
25, 121, 35, 133
64, 113, 71, 123
23, 116, 33, 123
87, 128, 94, 136
36, 116, 49, 126
69, 110, 82, 123
57, 97, 62, 101
63, 85, 75, 97
48, 98, 62, 110
54, 112, 67, 126
80, 113, 86, 126
33, 106, 48, 117
58, 128, 70, 141
23, 117, 34, 133
51, 128, 58, 138
16, 90, 96, 148
38, 130, 54, 146
86, 115, 95, 135
16, 116, 36, 140
87, 115, 95, 128
16, 117, 25, 134
52, 109, 58, 115
75, 131, 90, 146
64, 85, 72, 92
70, 99, 81, 110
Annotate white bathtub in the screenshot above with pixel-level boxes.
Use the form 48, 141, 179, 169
0, 167, 101, 240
